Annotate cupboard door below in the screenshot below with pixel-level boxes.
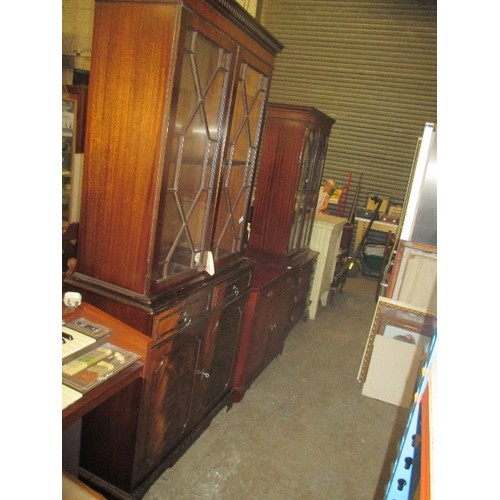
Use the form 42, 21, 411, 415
197, 296, 247, 417
143, 319, 206, 471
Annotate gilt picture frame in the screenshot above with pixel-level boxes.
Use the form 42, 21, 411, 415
357, 296, 437, 383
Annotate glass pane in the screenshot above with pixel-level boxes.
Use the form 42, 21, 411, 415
62, 99, 76, 222
301, 133, 328, 248
288, 128, 318, 253
153, 29, 232, 282
213, 63, 268, 260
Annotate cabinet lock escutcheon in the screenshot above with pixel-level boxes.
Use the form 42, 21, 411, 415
231, 285, 240, 297
270, 322, 277, 331
154, 354, 167, 373
196, 369, 210, 378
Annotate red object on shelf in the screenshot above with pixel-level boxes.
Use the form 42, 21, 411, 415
336, 172, 352, 217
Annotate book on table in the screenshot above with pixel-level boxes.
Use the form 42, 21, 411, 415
62, 343, 140, 394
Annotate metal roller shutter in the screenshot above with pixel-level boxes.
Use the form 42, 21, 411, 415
259, 0, 437, 218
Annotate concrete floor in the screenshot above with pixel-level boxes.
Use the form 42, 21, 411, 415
143, 276, 409, 500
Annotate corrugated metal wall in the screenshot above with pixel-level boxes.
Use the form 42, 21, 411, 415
259, 0, 437, 217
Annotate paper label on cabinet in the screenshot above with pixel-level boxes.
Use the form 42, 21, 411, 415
204, 251, 215, 276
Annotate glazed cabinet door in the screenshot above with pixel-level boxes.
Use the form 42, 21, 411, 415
301, 132, 331, 249
288, 127, 319, 253
142, 318, 207, 473
213, 50, 272, 264
152, 18, 238, 286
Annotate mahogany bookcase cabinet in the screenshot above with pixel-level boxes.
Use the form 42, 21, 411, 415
233, 103, 335, 401
64, 0, 282, 497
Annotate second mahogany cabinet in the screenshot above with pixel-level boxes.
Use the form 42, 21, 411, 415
248, 103, 335, 257
231, 104, 334, 401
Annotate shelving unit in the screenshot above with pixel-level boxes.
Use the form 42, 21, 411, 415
384, 333, 435, 499
308, 213, 346, 318
62, 96, 76, 223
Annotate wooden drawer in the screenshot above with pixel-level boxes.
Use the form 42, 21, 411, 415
152, 292, 211, 343
212, 271, 252, 310
293, 261, 315, 288
291, 281, 311, 307
259, 273, 294, 303
289, 296, 309, 325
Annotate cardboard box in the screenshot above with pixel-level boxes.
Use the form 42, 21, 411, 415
366, 194, 389, 214
361, 335, 424, 409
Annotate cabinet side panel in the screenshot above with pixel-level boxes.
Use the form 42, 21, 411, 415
80, 377, 143, 492
78, 3, 179, 293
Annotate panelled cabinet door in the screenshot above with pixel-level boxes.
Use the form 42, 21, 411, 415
142, 319, 206, 471
196, 297, 247, 417
152, 20, 238, 284
263, 294, 289, 364
244, 289, 287, 384
244, 304, 274, 383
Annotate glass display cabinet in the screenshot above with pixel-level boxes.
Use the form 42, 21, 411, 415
70, 3, 281, 299
248, 103, 335, 257
233, 103, 336, 401
64, 1, 282, 497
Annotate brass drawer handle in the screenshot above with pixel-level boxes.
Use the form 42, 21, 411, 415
177, 311, 192, 327
231, 285, 240, 297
